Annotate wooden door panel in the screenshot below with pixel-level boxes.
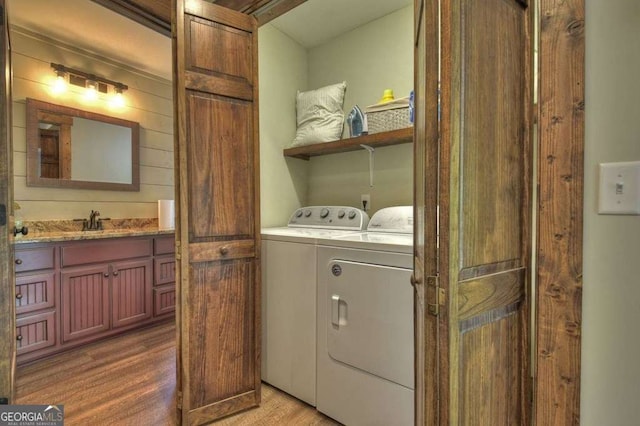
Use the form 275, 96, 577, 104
187, 260, 256, 413
0, 0, 15, 402
460, 311, 521, 425
416, 0, 533, 423
176, 0, 260, 423
457, 268, 525, 321
449, 0, 531, 422
412, 0, 440, 423
187, 17, 252, 81
459, 0, 526, 277
448, 0, 532, 422
187, 92, 254, 240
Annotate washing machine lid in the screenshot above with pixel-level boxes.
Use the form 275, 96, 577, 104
323, 232, 413, 253
261, 227, 364, 243
366, 206, 413, 234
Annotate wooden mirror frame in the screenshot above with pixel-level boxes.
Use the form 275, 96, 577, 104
26, 98, 140, 191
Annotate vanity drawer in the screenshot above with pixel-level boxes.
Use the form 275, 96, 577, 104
61, 238, 152, 267
14, 246, 55, 273
15, 272, 56, 315
154, 236, 175, 255
16, 311, 57, 355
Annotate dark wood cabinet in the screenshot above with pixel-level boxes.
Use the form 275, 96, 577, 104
14, 244, 59, 361
153, 236, 175, 316
15, 235, 174, 363
61, 265, 110, 343
16, 311, 56, 355
111, 259, 153, 328
15, 272, 56, 315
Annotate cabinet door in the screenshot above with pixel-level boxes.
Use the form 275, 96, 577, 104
61, 265, 110, 343
154, 284, 176, 316
175, 1, 261, 423
111, 259, 153, 328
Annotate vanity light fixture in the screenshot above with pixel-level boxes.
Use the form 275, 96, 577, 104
110, 84, 126, 108
51, 66, 67, 94
85, 78, 98, 101
50, 63, 128, 106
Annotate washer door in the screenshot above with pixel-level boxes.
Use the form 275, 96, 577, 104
326, 259, 414, 389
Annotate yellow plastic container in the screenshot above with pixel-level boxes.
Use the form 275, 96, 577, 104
380, 89, 395, 103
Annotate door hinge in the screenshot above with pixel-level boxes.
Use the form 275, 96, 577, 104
176, 390, 183, 410
175, 240, 181, 260
427, 275, 445, 316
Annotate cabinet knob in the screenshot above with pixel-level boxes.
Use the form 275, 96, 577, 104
104, 273, 109, 278
15, 259, 22, 265
16, 335, 23, 341
112, 271, 119, 276
15, 293, 23, 300
219, 246, 229, 256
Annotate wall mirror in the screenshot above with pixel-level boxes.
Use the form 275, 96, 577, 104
26, 98, 140, 191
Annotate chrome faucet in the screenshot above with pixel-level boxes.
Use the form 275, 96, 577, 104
89, 210, 100, 230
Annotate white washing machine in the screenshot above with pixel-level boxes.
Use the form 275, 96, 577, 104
261, 206, 369, 406
316, 206, 414, 425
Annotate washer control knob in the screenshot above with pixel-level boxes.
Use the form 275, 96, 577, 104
304, 210, 312, 217
337, 210, 346, 219
320, 208, 330, 218
295, 210, 303, 218
348, 210, 357, 220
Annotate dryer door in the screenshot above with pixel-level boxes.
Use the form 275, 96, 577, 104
326, 259, 414, 388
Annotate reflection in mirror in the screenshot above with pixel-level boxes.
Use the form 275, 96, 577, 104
26, 98, 140, 191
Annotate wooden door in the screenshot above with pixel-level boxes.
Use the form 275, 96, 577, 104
38, 129, 60, 178
173, 1, 261, 424
414, 0, 533, 424
0, 0, 15, 404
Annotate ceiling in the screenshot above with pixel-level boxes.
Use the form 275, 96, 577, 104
7, 0, 172, 80
271, 0, 412, 49
7, 0, 412, 79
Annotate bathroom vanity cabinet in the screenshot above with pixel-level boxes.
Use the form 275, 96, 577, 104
14, 234, 175, 364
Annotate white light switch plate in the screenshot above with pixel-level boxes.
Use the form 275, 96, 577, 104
598, 161, 640, 214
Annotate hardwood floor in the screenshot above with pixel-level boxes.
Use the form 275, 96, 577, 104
15, 321, 339, 425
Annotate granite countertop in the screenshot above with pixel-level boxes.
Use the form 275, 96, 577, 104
13, 218, 175, 245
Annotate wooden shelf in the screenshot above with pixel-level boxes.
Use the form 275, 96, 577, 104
283, 127, 413, 160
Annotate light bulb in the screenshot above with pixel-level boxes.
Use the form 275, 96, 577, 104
109, 91, 126, 109
51, 73, 67, 94
85, 80, 98, 101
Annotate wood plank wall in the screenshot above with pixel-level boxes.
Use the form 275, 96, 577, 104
536, 0, 584, 424
11, 28, 174, 221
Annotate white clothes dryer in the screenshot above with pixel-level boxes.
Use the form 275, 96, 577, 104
261, 206, 369, 406
316, 206, 414, 425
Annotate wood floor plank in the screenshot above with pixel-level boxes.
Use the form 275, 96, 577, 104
16, 322, 339, 425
